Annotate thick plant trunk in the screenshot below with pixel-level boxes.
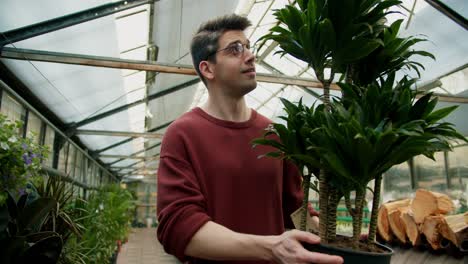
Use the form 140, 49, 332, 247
317, 70, 334, 243
344, 192, 355, 218
352, 189, 365, 247
318, 170, 329, 243
327, 187, 339, 241
300, 173, 311, 231
368, 175, 382, 242
346, 64, 354, 84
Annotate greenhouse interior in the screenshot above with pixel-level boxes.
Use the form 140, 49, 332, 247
0, 0, 467, 263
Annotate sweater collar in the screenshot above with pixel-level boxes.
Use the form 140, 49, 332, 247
192, 107, 257, 128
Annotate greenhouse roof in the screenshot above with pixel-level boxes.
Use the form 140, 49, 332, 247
0, 0, 467, 181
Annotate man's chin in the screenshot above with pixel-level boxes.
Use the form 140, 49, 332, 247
241, 82, 257, 95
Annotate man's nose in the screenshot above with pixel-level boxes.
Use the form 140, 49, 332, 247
244, 48, 255, 64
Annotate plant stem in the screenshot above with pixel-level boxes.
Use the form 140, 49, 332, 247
368, 174, 382, 242
344, 192, 355, 218
346, 64, 354, 84
300, 173, 311, 231
318, 170, 329, 243
352, 189, 365, 247
327, 187, 339, 241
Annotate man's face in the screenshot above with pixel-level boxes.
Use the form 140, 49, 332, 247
211, 30, 257, 97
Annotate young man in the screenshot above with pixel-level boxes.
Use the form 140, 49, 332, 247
156, 14, 343, 264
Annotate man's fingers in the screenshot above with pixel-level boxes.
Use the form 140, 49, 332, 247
308, 252, 344, 264
289, 230, 320, 244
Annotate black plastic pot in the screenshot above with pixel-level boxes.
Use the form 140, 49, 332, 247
304, 241, 393, 264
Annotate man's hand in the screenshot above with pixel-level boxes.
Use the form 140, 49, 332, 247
271, 230, 343, 264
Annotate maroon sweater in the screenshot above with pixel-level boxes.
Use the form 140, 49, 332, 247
156, 107, 303, 263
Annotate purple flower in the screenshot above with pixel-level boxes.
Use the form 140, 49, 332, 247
21, 143, 28, 150
18, 188, 26, 196
22, 153, 32, 165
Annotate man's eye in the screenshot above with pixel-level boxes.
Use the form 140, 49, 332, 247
229, 45, 241, 54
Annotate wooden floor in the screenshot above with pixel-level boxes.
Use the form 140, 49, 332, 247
116, 228, 467, 264
116, 228, 180, 264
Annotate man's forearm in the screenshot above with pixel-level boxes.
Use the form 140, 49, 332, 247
184, 221, 278, 261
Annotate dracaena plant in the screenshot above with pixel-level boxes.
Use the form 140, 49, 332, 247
256, 0, 404, 243
254, 0, 466, 250
255, 75, 466, 248
351, 19, 435, 86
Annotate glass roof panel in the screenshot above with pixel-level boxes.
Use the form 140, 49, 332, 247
245, 94, 261, 109
249, 84, 274, 102
123, 71, 146, 102
245, 1, 272, 37
438, 0, 467, 18
439, 68, 468, 96
115, 10, 149, 52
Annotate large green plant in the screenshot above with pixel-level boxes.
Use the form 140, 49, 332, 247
254, 0, 466, 250
0, 114, 48, 205
36, 176, 84, 245
67, 185, 135, 264
0, 192, 62, 264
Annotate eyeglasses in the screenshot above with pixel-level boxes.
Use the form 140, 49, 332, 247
206, 42, 252, 60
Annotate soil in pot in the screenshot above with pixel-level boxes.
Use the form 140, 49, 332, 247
303, 235, 393, 264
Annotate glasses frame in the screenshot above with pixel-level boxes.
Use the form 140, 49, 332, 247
205, 41, 252, 61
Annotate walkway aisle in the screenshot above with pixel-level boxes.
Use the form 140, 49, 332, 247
117, 228, 181, 264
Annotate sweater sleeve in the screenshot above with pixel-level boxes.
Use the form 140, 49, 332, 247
282, 160, 303, 229
156, 125, 211, 262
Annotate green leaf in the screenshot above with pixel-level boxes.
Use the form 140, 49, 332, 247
290, 154, 322, 169
6, 192, 18, 220
409, 93, 432, 120
252, 138, 286, 152
258, 152, 283, 159
21, 235, 62, 264
297, 0, 309, 11
426, 105, 458, 124
26, 231, 58, 243
318, 18, 336, 50
336, 38, 382, 63
18, 197, 56, 231
410, 50, 435, 60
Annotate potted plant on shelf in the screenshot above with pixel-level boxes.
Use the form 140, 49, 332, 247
253, 0, 467, 263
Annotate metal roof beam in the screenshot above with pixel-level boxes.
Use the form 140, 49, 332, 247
0, 0, 156, 48
76, 129, 163, 138
111, 165, 158, 170
72, 79, 200, 128
100, 154, 159, 160
115, 160, 144, 170
94, 122, 169, 154
0, 47, 196, 74
424, 0, 468, 30
107, 142, 161, 166
0, 47, 325, 87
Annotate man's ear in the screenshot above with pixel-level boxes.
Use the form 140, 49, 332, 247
199, 61, 215, 81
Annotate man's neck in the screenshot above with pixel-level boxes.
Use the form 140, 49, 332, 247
201, 94, 251, 122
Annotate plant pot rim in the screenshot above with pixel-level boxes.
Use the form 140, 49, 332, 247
316, 241, 394, 256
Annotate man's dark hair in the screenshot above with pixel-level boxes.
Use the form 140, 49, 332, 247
190, 14, 252, 85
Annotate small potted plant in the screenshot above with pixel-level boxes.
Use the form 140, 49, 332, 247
253, 1, 467, 263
